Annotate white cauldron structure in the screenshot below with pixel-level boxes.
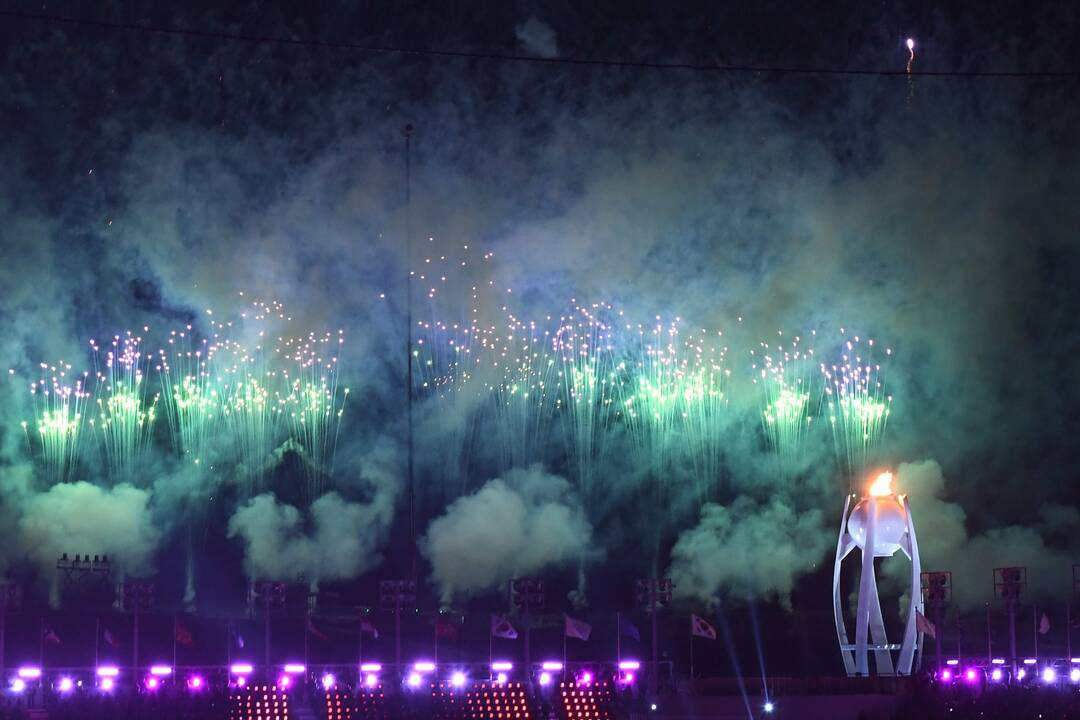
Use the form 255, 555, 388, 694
833, 472, 923, 676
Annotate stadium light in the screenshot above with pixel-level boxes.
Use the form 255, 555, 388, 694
763, 701, 775, 713
16, 667, 40, 679
360, 663, 382, 673
940, 669, 953, 682
149, 665, 172, 676
406, 671, 422, 688
541, 661, 563, 671
283, 663, 305, 674
145, 677, 160, 690
365, 673, 379, 688
991, 658, 1005, 665
491, 661, 513, 671
539, 672, 552, 686
618, 660, 641, 670
58, 677, 74, 693
990, 668, 1003, 682
97, 666, 119, 677
1043, 667, 1057, 684
1023, 658, 1037, 665
1070, 668, 1080, 683
414, 661, 436, 672
321, 673, 336, 690
187, 675, 204, 691
10, 679, 25, 693
100, 677, 115, 691
230, 663, 253, 674
450, 671, 466, 688
945, 659, 959, 666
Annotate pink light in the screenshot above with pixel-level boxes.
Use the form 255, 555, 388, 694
622, 672, 635, 684
10, 679, 25, 693
580, 671, 593, 685
58, 678, 74, 693
539, 672, 552, 686
278, 675, 291, 689
945, 659, 959, 666
1017, 669, 1027, 680
1042, 667, 1057, 684
321, 673, 336, 690
906, 38, 915, 50
450, 671, 466, 687
990, 669, 1003, 682
413, 661, 436, 673
365, 673, 378, 688
541, 661, 564, 671
235, 676, 247, 688
618, 660, 640, 671
283, 663, 305, 674
100, 677, 115, 691
188, 675, 204, 691
406, 672, 422, 688
360, 663, 382, 673
964, 669, 977, 682
230, 663, 253, 674
940, 669, 952, 682
149, 665, 172, 676
146, 677, 160, 690
496, 672, 508, 684
17, 667, 41, 679
491, 661, 513, 671
1070, 668, 1080, 683
97, 666, 119, 678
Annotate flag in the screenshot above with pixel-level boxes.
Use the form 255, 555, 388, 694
103, 627, 120, 648
229, 623, 245, 649
435, 615, 460, 640
619, 616, 641, 642
175, 621, 194, 647
565, 615, 592, 641
307, 617, 329, 640
43, 627, 61, 644
360, 620, 379, 639
915, 610, 936, 640
691, 614, 716, 640
491, 615, 518, 640
1039, 612, 1050, 635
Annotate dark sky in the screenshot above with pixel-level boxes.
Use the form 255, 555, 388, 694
1, 0, 1079, 675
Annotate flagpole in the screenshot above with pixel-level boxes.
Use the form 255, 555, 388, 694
616, 612, 621, 666
563, 615, 568, 675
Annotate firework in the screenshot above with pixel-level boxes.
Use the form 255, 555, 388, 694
90, 331, 159, 483
751, 330, 820, 476
156, 327, 221, 467
821, 331, 892, 486
24, 361, 91, 483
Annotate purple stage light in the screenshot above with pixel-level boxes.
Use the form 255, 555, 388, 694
187, 675, 204, 691
621, 672, 635, 684
990, 668, 1003, 682
413, 661, 436, 673
58, 677, 74, 693
10, 679, 25, 693
1070, 668, 1080, 683
496, 672, 508, 684
1023, 658, 1037, 665
539, 672, 552, 686
16, 667, 41, 679
450, 671, 466, 688
1017, 668, 1027, 680
1043, 667, 1057, 684
618, 660, 641, 671
406, 671, 422, 688
945, 659, 959, 666
100, 677, 115, 691
491, 661, 513, 671
97, 666, 119, 678
149, 665, 172, 676
579, 671, 593, 686
541, 661, 564, 671
235, 676, 247, 688
321, 673, 335, 690
230, 663, 253, 675
360, 663, 382, 673
365, 674, 378, 688
283, 663, 305, 674
940, 669, 952, 682
145, 677, 160, 690
964, 669, 977, 682
278, 675, 291, 689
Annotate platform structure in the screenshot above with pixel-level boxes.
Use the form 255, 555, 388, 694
833, 472, 923, 677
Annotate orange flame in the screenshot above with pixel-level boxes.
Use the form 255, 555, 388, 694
869, 472, 894, 497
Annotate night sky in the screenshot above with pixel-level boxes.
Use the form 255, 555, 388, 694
1, 1, 1079, 675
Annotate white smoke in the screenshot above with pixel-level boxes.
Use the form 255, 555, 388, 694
422, 465, 593, 602
669, 497, 830, 606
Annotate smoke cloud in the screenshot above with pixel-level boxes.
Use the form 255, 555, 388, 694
669, 497, 830, 606
882, 460, 1077, 610
422, 466, 593, 602
227, 439, 401, 585
515, 18, 559, 58
19, 481, 161, 578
